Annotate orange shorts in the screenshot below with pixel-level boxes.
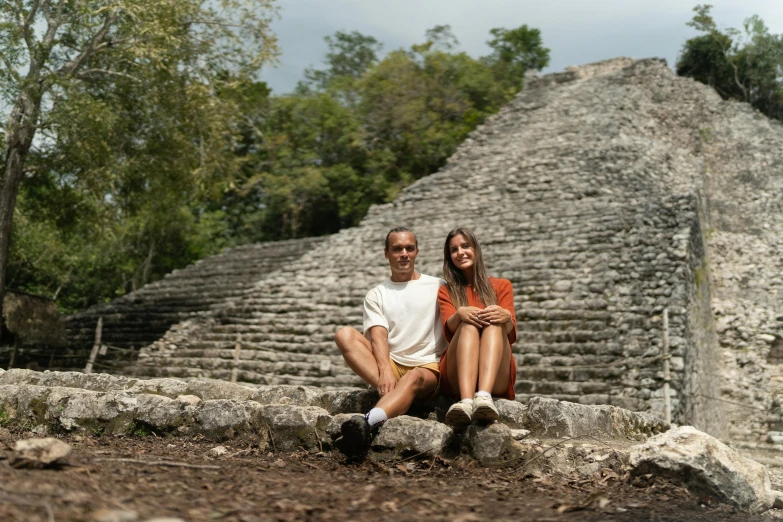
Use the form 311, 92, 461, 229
438, 348, 516, 400
389, 358, 440, 382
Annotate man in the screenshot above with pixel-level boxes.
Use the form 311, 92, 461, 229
334, 227, 447, 455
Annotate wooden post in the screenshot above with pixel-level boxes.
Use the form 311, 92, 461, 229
84, 316, 103, 375
8, 336, 18, 370
662, 308, 671, 424
230, 334, 242, 383
129, 345, 135, 363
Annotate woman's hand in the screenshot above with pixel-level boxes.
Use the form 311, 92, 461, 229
456, 306, 490, 328
478, 305, 511, 325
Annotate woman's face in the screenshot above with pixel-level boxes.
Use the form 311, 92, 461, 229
448, 234, 475, 273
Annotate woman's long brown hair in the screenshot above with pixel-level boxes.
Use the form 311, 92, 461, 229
442, 227, 496, 309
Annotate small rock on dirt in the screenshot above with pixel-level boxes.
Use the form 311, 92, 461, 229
208, 445, 228, 457
10, 437, 72, 469
92, 508, 138, 522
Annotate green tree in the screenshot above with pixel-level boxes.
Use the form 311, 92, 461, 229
678, 5, 783, 121
301, 30, 383, 107
0, 0, 278, 314
485, 25, 550, 92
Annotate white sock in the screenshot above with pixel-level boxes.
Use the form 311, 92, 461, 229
366, 407, 387, 427
460, 398, 474, 405
475, 390, 492, 399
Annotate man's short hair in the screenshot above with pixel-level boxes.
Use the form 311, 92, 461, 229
385, 227, 418, 251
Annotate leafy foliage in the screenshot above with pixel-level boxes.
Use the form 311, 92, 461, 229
677, 5, 783, 121
5, 20, 549, 312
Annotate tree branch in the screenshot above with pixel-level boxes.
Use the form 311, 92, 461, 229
58, 9, 121, 78
76, 68, 142, 83
21, 0, 41, 52
0, 56, 20, 83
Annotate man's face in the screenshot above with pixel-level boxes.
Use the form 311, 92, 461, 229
385, 231, 418, 276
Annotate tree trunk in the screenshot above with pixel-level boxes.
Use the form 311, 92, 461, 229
0, 90, 41, 337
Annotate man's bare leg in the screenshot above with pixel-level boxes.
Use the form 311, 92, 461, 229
376, 368, 438, 418
334, 327, 380, 387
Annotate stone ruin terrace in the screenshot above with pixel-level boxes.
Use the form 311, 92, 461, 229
53, 57, 782, 444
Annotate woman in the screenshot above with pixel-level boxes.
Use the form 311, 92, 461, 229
437, 227, 517, 427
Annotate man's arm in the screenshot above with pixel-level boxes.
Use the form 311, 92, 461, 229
369, 326, 397, 397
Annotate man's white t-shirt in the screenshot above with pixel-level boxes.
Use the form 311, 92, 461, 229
362, 274, 447, 367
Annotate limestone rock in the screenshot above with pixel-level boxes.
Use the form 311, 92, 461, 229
496, 399, 526, 428
195, 399, 264, 441
134, 394, 194, 432
320, 389, 378, 415
526, 397, 668, 440
510, 428, 531, 440
324, 413, 355, 441
0, 369, 41, 386
629, 426, 777, 514
185, 380, 255, 401
466, 423, 526, 467
10, 437, 72, 468
92, 509, 138, 522
258, 404, 331, 451
208, 445, 228, 457
128, 378, 189, 398
37, 371, 135, 392
252, 385, 324, 407
175, 394, 202, 407
371, 416, 453, 460
45, 388, 137, 434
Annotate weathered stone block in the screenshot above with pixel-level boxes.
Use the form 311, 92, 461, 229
195, 399, 264, 441
371, 416, 453, 460
466, 423, 526, 467
630, 426, 778, 514
320, 389, 378, 414
525, 397, 668, 440
251, 385, 324, 407
496, 399, 526, 428
128, 378, 189, 398
258, 404, 331, 451
185, 380, 255, 401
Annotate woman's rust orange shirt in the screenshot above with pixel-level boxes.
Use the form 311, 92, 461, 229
437, 277, 517, 344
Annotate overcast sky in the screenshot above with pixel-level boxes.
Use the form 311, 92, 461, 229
259, 0, 783, 94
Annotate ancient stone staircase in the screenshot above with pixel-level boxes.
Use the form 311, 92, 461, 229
63, 237, 325, 367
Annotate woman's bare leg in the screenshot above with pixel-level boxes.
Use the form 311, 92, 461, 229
476, 325, 513, 395
444, 323, 481, 400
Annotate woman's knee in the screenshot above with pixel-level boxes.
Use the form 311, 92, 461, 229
458, 323, 480, 336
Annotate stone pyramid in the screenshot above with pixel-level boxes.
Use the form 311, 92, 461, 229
66, 58, 782, 442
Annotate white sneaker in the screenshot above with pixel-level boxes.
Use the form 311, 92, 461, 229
445, 401, 472, 428
472, 394, 499, 423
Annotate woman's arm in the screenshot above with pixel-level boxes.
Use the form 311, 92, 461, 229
439, 285, 487, 339
478, 279, 517, 343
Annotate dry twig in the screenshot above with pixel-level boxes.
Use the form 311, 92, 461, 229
93, 458, 220, 470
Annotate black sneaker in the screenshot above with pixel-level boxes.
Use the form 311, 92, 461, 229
337, 414, 379, 457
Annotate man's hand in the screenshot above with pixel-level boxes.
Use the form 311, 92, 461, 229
457, 306, 490, 328
478, 305, 511, 325
377, 368, 397, 397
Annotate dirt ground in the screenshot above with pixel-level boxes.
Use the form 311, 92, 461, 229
0, 429, 759, 522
